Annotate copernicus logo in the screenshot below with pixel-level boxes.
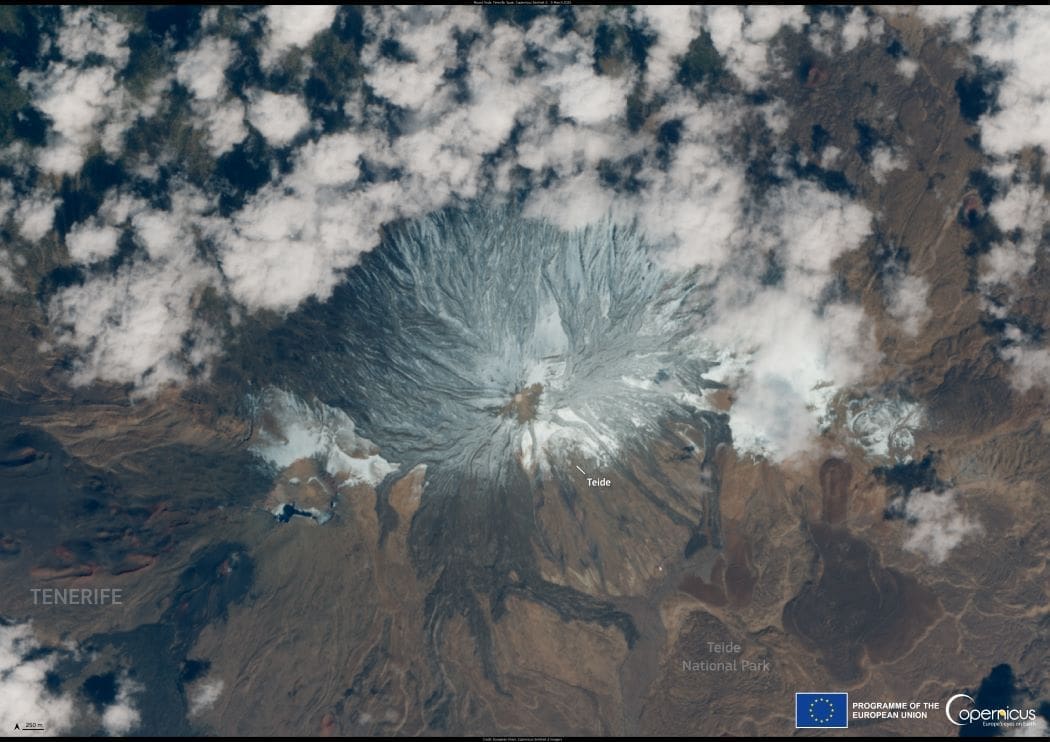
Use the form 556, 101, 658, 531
795, 692, 849, 728
945, 693, 1037, 727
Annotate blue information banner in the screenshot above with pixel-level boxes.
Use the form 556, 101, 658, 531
795, 692, 849, 728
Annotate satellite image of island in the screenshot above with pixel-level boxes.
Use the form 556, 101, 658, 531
0, 4, 1048, 738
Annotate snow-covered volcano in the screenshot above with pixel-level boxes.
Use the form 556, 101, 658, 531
261, 209, 724, 489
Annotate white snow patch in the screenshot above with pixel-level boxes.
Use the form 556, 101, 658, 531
251, 388, 399, 487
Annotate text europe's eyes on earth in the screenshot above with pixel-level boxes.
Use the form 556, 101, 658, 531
0, 4, 1048, 739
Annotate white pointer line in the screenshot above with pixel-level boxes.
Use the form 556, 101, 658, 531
575, 465, 587, 475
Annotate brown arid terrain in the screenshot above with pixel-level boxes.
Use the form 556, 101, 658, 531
0, 8, 1047, 738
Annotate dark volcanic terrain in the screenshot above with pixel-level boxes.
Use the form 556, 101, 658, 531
0, 7, 1047, 737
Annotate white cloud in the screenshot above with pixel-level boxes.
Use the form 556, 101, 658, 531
1001, 342, 1050, 393
208, 178, 398, 312
634, 103, 749, 269
176, 36, 233, 102
982, 243, 1035, 288
21, 65, 132, 175
701, 5, 807, 91
0, 250, 18, 291
175, 37, 246, 156
362, 6, 480, 113
920, 9, 1050, 390
980, 180, 1050, 289
131, 190, 211, 261
761, 181, 872, 284
211, 9, 615, 312
202, 127, 386, 312
50, 258, 219, 394
63, 190, 140, 264
525, 98, 748, 268
820, 144, 842, 169
808, 12, 838, 57
66, 223, 121, 264
870, 144, 907, 183
707, 291, 876, 460
204, 99, 248, 156
636, 6, 808, 92
636, 6, 698, 91
49, 190, 220, 394
97, 191, 146, 225
810, 7, 884, 56
18, 6, 169, 175
14, 192, 58, 241
0, 622, 77, 736
900, 488, 981, 564
292, 131, 366, 186
547, 61, 628, 126
187, 678, 224, 718
18, 4, 141, 176
988, 180, 1050, 234
1007, 717, 1050, 737
352, 4, 819, 305
15, 4, 159, 175
841, 7, 884, 53
914, 6, 978, 42
262, 5, 338, 66
32, 5, 884, 467
692, 179, 876, 460
886, 273, 931, 337
0, 180, 14, 221
56, 7, 130, 68
896, 58, 919, 81
971, 6, 1050, 160
100, 674, 141, 737
247, 91, 311, 147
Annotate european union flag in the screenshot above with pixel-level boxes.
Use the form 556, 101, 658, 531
795, 692, 849, 728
